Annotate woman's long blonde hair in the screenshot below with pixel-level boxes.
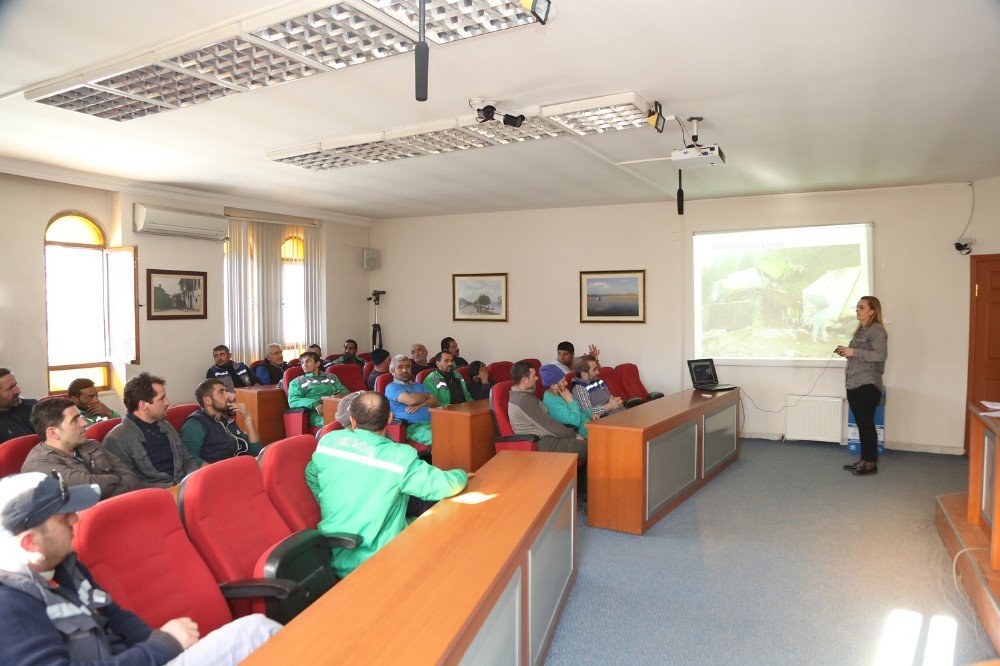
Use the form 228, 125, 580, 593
854, 295, 886, 337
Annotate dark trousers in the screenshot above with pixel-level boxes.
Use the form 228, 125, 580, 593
847, 384, 882, 463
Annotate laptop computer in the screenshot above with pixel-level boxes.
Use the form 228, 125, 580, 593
687, 359, 738, 391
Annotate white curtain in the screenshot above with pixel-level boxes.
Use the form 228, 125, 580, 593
256, 223, 284, 348
223, 219, 262, 363
302, 224, 326, 349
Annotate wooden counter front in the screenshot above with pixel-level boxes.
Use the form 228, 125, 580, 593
586, 389, 740, 535
243, 450, 578, 665
964, 402, 1000, 567
233, 386, 287, 445
430, 399, 496, 472
320, 396, 343, 425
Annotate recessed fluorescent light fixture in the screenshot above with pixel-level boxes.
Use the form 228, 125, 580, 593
363, 0, 537, 43
385, 119, 496, 153
542, 92, 652, 135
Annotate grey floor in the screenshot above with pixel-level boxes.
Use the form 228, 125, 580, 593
546, 439, 996, 666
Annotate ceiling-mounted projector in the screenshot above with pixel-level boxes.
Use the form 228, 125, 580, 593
671, 145, 725, 169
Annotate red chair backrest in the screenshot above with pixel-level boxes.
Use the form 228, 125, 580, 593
250, 360, 264, 371
0, 434, 40, 476
324, 355, 337, 364
316, 421, 344, 438
165, 404, 199, 433
487, 361, 513, 383
357, 352, 372, 363
259, 435, 320, 532
327, 364, 366, 393
598, 366, 627, 400
179, 457, 292, 590
564, 371, 576, 387
457, 366, 471, 383
288, 358, 300, 367
362, 361, 374, 384
518, 358, 541, 371
85, 417, 122, 443
415, 368, 435, 384
75, 489, 233, 634
282, 366, 305, 397
616, 363, 649, 401
374, 373, 394, 394
489, 381, 516, 437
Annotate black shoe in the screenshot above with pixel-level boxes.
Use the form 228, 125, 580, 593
852, 464, 878, 476
843, 460, 863, 471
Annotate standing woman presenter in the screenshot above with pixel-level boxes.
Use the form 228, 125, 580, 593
836, 296, 887, 476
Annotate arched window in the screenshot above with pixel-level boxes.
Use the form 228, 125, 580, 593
281, 236, 306, 350
44, 213, 137, 393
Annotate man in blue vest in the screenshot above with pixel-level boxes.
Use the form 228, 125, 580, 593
0, 471, 281, 664
180, 379, 262, 465
205, 345, 258, 388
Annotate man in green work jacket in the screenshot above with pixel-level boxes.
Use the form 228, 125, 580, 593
421, 351, 472, 406
305, 391, 468, 578
287, 351, 348, 427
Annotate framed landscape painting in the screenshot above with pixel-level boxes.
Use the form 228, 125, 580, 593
580, 270, 645, 323
146, 269, 207, 320
453, 273, 508, 321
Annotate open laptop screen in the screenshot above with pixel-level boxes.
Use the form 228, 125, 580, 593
687, 359, 719, 386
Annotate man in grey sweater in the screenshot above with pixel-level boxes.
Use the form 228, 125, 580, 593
507, 361, 588, 461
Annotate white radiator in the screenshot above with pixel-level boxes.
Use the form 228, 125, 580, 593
785, 395, 843, 443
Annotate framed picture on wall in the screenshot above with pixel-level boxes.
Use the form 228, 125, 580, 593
580, 270, 646, 323
146, 269, 207, 320
453, 273, 508, 322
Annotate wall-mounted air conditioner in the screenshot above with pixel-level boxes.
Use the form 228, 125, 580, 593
134, 203, 228, 241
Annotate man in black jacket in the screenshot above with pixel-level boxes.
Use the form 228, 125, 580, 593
0, 471, 281, 664
0, 367, 35, 444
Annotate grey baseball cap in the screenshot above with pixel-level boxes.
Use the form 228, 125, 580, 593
0, 472, 100, 535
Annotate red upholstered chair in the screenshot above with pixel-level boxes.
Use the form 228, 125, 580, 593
282, 366, 305, 395
324, 355, 337, 365
362, 361, 374, 385
0, 434, 40, 476
487, 361, 513, 383
165, 404, 199, 433
357, 352, 372, 363
259, 435, 321, 532
288, 358, 300, 367
415, 368, 435, 384
616, 363, 664, 402
374, 373, 394, 395
489, 381, 539, 453
280, 366, 318, 437
457, 366, 471, 383
74, 488, 235, 634
327, 364, 366, 393
374, 374, 430, 456
518, 358, 542, 371
178, 456, 358, 623
316, 421, 344, 439
598, 366, 643, 409
85, 417, 122, 443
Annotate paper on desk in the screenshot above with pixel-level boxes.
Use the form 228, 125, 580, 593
982, 400, 1000, 410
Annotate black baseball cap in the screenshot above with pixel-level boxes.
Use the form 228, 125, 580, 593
0, 472, 100, 535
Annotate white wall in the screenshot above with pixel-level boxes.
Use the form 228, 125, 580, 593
371, 179, 1000, 454
325, 223, 375, 354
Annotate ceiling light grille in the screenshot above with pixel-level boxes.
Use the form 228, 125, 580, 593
362, 0, 535, 43
547, 104, 649, 135
333, 140, 426, 163
251, 4, 415, 70
389, 127, 496, 153
34, 85, 168, 122
275, 150, 363, 170
169, 38, 323, 90
458, 116, 566, 144
94, 65, 236, 109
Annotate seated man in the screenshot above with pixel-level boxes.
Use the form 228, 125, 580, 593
287, 351, 348, 428
507, 361, 587, 461
22, 398, 140, 499
308, 344, 333, 372
410, 343, 432, 374
305, 392, 467, 578
205, 344, 258, 388
571, 355, 624, 418
383, 355, 437, 445
0, 472, 281, 665
104, 373, 202, 488
554, 341, 575, 373
423, 351, 472, 406
67, 378, 120, 427
180, 379, 262, 465
334, 390, 365, 428
366, 349, 391, 391
254, 343, 288, 385
466, 360, 494, 401
440, 337, 469, 368
0, 367, 36, 444
329, 339, 366, 370
538, 364, 593, 439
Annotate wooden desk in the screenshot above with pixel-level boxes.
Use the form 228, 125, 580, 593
430, 399, 496, 472
587, 389, 740, 535
233, 386, 287, 445
243, 451, 578, 665
320, 396, 343, 425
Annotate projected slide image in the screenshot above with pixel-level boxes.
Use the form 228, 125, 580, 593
694, 224, 872, 360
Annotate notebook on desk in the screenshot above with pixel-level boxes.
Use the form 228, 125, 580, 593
687, 359, 738, 392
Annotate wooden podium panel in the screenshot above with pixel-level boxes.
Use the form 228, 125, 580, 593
430, 399, 496, 472
243, 451, 578, 665
320, 396, 343, 425
587, 389, 740, 535
233, 386, 287, 445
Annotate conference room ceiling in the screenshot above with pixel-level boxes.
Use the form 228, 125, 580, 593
0, 0, 998, 220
